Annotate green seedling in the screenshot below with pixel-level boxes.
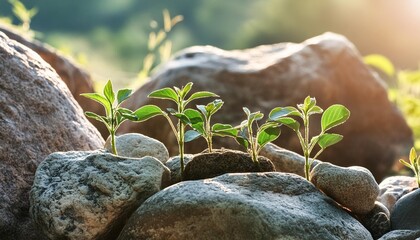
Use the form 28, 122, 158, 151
400, 147, 420, 188
269, 96, 350, 181
179, 99, 224, 153
81, 80, 136, 155
133, 82, 218, 179
215, 107, 281, 164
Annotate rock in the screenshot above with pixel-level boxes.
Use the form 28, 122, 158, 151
378, 176, 417, 213
310, 162, 380, 214
390, 188, 420, 231
379, 230, 420, 240
0, 24, 108, 138
164, 154, 194, 184
118, 172, 372, 240
184, 149, 275, 181
104, 133, 169, 163
119, 32, 413, 181
0, 32, 104, 239
260, 143, 320, 177
357, 201, 391, 239
30, 151, 170, 240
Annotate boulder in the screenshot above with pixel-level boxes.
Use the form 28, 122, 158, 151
379, 230, 420, 240
0, 24, 107, 138
119, 32, 412, 181
104, 133, 169, 163
0, 32, 104, 239
260, 143, 320, 177
310, 162, 379, 214
118, 172, 372, 240
184, 149, 275, 181
377, 176, 417, 213
357, 201, 391, 239
390, 188, 420, 231
30, 151, 170, 240
164, 154, 194, 184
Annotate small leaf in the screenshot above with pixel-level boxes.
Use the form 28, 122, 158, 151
85, 111, 109, 126
184, 109, 205, 134
409, 147, 417, 165
321, 104, 350, 132
400, 159, 413, 169
243, 107, 251, 117
117, 88, 132, 105
184, 130, 202, 142
257, 126, 281, 147
133, 105, 164, 122
148, 88, 179, 103
276, 117, 300, 131
117, 108, 137, 121
103, 80, 115, 104
318, 133, 343, 149
196, 105, 208, 118
207, 99, 224, 116
80, 93, 111, 110
236, 136, 249, 149
180, 82, 193, 98
212, 123, 238, 137
186, 91, 218, 104
269, 106, 300, 120
308, 105, 323, 115
171, 113, 191, 125
304, 96, 316, 112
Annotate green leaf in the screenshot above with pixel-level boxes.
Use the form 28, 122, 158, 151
236, 136, 249, 149
212, 123, 238, 137
171, 112, 191, 125
85, 111, 109, 126
207, 99, 224, 115
243, 107, 251, 117
399, 159, 413, 169
103, 80, 115, 104
269, 106, 300, 120
80, 93, 111, 111
257, 126, 281, 147
276, 117, 300, 131
308, 105, 323, 115
186, 91, 218, 104
133, 105, 164, 122
304, 96, 316, 112
117, 88, 132, 105
184, 130, 202, 142
196, 105, 208, 118
410, 147, 417, 165
117, 108, 137, 121
180, 82, 193, 98
246, 108, 263, 125
364, 54, 395, 77
148, 87, 179, 103
318, 133, 343, 149
184, 109, 205, 134
321, 104, 350, 132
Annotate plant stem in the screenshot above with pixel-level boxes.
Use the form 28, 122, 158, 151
179, 122, 185, 180
111, 130, 117, 155
304, 113, 310, 181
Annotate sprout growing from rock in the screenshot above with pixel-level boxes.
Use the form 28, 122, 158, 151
400, 147, 420, 188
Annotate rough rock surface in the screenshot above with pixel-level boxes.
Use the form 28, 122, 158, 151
184, 149, 275, 180
104, 133, 169, 163
378, 230, 420, 240
260, 143, 320, 177
310, 162, 380, 214
118, 172, 372, 240
390, 188, 420, 231
120, 32, 412, 181
30, 151, 170, 240
377, 176, 417, 213
357, 201, 391, 239
0, 24, 107, 137
164, 154, 194, 184
0, 32, 104, 239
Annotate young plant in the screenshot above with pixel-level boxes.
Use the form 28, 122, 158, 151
399, 147, 420, 188
133, 82, 218, 179
269, 96, 350, 180
81, 80, 135, 155
215, 107, 281, 164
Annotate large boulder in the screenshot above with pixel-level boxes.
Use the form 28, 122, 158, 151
0, 32, 104, 239
118, 172, 372, 240
120, 32, 412, 181
30, 151, 170, 240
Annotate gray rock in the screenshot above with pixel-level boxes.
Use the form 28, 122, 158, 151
378, 176, 417, 213
164, 154, 194, 184
118, 172, 372, 240
184, 149, 275, 180
379, 230, 420, 240
0, 32, 104, 239
391, 188, 420, 231
30, 151, 170, 240
357, 201, 391, 239
119, 32, 413, 181
260, 143, 320, 177
310, 162, 380, 214
104, 133, 169, 163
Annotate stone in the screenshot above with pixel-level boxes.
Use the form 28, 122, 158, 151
104, 133, 169, 163
260, 143, 320, 177
0, 24, 108, 138
118, 172, 372, 240
310, 162, 380, 214
378, 176, 417, 213
379, 230, 420, 240
30, 151, 170, 240
390, 188, 420, 231
0, 32, 104, 239
357, 201, 391, 239
184, 149, 275, 181
119, 32, 413, 181
164, 154, 194, 184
